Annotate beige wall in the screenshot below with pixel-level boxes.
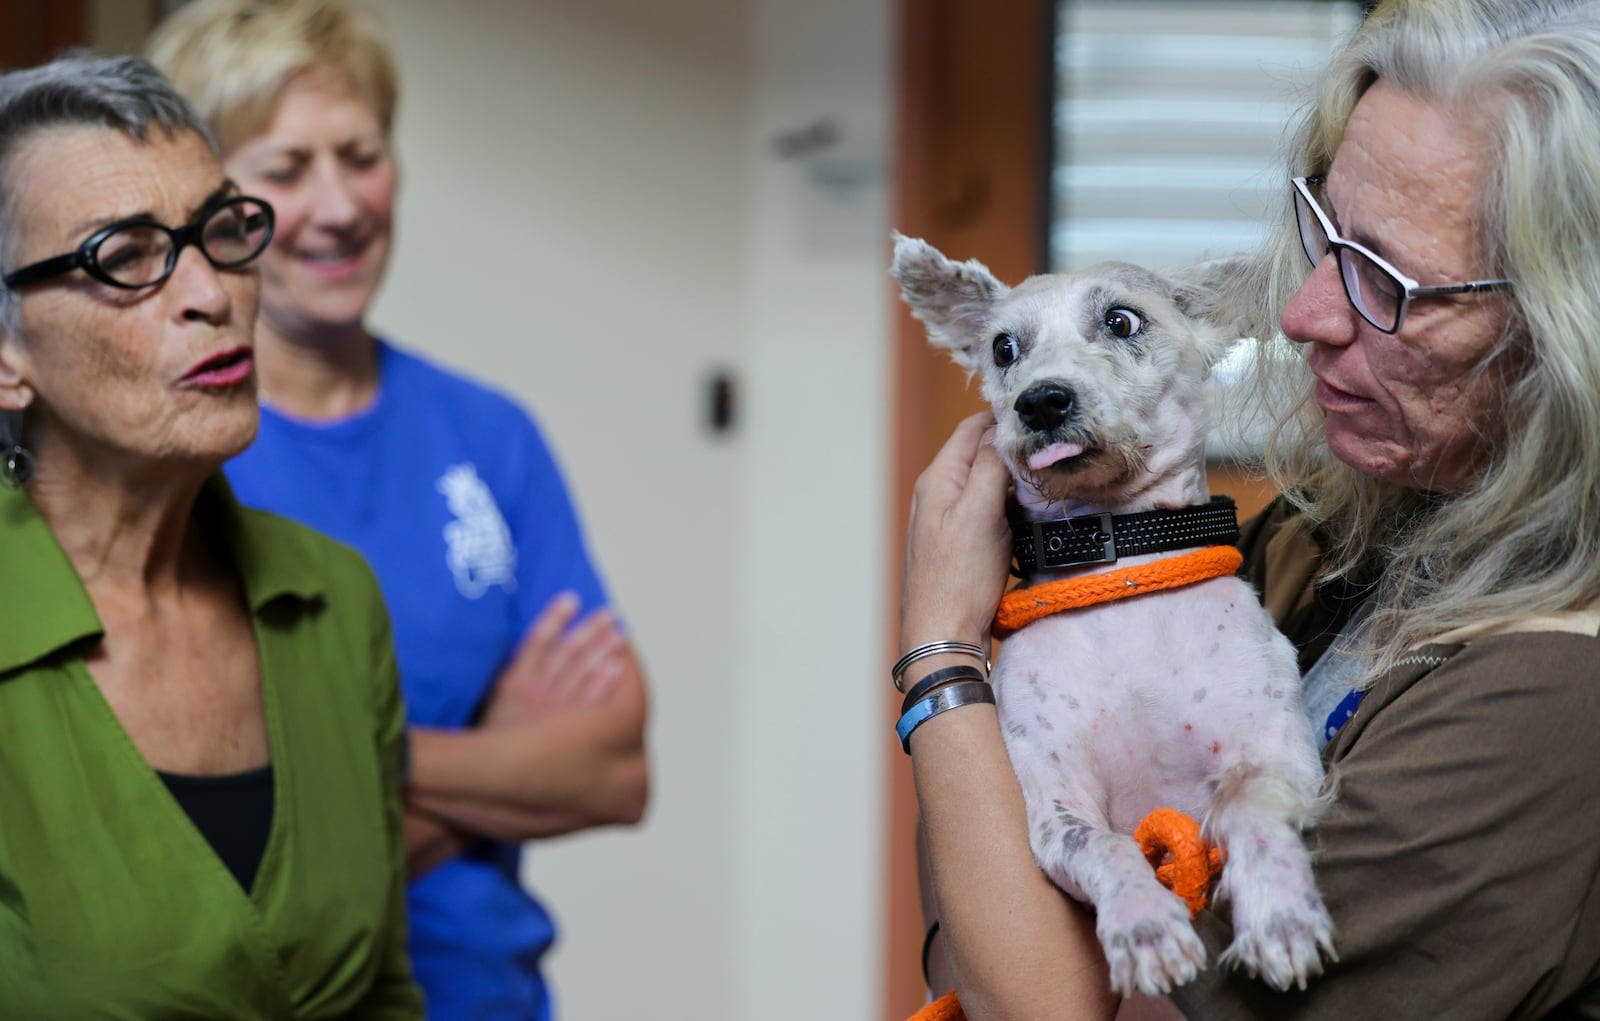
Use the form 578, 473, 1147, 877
371, 2, 893, 1019
374, 3, 748, 1016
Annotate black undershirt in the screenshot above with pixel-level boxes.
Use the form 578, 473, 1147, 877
158, 764, 275, 892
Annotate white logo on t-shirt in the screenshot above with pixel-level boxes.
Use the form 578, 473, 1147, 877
437, 463, 518, 598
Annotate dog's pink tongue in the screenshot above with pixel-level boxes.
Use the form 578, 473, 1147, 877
1026, 443, 1085, 471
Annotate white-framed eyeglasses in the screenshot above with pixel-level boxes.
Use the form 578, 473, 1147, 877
1291, 175, 1512, 334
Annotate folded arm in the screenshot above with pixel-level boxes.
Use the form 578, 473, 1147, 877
401, 595, 650, 876
407, 652, 648, 832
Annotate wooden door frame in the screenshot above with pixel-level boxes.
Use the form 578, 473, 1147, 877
1, 0, 90, 69
884, 0, 1052, 1015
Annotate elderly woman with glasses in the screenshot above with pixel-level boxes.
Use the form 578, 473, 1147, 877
898, 1, 1600, 1019
0, 53, 420, 1016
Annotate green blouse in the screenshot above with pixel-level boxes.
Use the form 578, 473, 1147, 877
0, 477, 422, 1019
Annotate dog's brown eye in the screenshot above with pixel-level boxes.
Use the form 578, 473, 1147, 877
1105, 308, 1143, 339
993, 333, 1021, 367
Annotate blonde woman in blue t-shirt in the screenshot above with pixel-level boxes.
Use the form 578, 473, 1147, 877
150, 3, 652, 1017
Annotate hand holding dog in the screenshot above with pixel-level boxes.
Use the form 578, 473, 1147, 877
901, 411, 1014, 652
483, 592, 630, 727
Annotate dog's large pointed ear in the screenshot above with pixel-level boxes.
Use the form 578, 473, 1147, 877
890, 232, 1006, 370
1167, 253, 1273, 366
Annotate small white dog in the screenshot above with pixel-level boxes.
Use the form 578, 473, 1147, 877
892, 234, 1334, 996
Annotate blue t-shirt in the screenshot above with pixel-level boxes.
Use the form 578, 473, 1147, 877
227, 340, 610, 1021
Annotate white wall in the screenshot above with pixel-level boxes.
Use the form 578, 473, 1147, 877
729, 0, 892, 1016
373, 1, 893, 1017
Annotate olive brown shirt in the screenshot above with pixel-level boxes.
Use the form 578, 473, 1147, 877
1174, 499, 1600, 1019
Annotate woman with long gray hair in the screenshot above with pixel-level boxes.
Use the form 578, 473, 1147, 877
0, 52, 420, 1016
901, 0, 1600, 1017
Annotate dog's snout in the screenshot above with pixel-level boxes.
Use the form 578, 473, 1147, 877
1015, 383, 1076, 432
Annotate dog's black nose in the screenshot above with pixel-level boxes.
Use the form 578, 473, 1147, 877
1014, 383, 1075, 432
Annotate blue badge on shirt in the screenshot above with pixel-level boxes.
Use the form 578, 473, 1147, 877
1325, 688, 1365, 743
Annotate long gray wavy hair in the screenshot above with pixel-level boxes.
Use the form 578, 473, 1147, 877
1215, 0, 1600, 678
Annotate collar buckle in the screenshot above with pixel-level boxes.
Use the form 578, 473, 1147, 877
1032, 512, 1117, 570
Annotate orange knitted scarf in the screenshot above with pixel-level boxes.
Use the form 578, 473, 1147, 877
993, 545, 1243, 638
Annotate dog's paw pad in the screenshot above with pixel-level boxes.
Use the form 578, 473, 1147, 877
1223, 903, 1336, 991
1100, 900, 1207, 996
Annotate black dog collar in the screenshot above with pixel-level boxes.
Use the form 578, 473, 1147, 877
1012, 495, 1240, 574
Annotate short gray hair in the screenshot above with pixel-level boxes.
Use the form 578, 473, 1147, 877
1228, 0, 1600, 677
0, 52, 217, 334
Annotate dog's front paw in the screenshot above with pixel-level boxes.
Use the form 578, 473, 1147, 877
1098, 891, 1207, 997
1221, 892, 1336, 991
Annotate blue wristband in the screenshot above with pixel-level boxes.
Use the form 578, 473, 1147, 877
896, 680, 995, 754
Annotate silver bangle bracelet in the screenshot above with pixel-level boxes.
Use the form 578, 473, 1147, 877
896, 680, 996, 754
900, 664, 986, 714
891, 639, 987, 693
